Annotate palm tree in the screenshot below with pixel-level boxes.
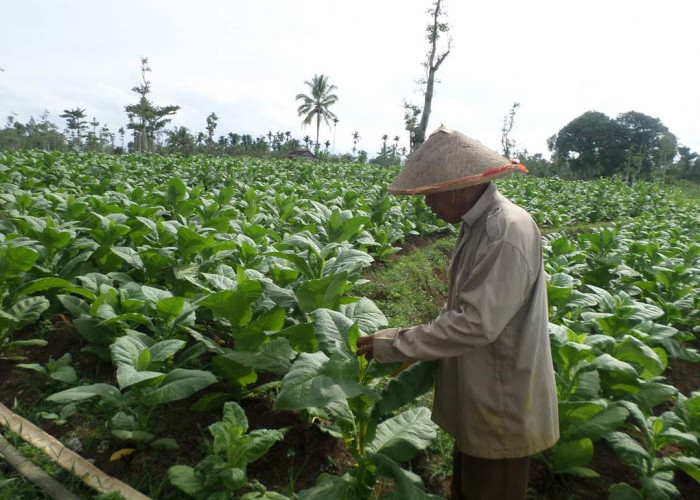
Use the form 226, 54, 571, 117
295, 74, 339, 152
352, 131, 360, 155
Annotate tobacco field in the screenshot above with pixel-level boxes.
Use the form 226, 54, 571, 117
0, 151, 698, 499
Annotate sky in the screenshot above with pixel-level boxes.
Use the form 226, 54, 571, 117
1, 0, 699, 158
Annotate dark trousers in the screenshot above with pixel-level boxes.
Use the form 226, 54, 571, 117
451, 449, 531, 500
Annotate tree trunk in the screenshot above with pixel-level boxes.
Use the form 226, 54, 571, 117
410, 0, 450, 153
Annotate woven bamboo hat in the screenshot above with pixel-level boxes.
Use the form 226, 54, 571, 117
389, 126, 528, 195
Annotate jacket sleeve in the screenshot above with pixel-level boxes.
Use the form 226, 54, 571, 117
374, 237, 536, 363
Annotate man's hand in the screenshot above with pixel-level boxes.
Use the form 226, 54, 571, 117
356, 335, 374, 360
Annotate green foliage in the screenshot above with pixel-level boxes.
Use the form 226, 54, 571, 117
168, 402, 287, 499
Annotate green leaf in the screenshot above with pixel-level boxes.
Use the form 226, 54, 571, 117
0, 246, 39, 278
167, 177, 187, 204
47, 384, 122, 404
220, 338, 296, 376
149, 339, 186, 363
339, 297, 388, 335
312, 308, 358, 359
168, 465, 205, 496
57, 294, 90, 317
298, 473, 359, 500
267, 322, 316, 352
111, 246, 144, 269
296, 273, 349, 313
367, 407, 437, 462
567, 404, 629, 441
19, 277, 74, 296
275, 352, 371, 410
608, 483, 643, 500
550, 438, 594, 472
155, 296, 186, 319
670, 456, 700, 483
198, 281, 263, 328
371, 453, 439, 499
146, 368, 217, 406
236, 307, 286, 351
606, 431, 649, 471
640, 476, 679, 500
372, 361, 437, 418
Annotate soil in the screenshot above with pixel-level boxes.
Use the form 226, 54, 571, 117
666, 359, 700, 397
0, 316, 355, 498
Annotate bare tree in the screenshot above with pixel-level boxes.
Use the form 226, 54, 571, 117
501, 102, 520, 158
405, 0, 452, 153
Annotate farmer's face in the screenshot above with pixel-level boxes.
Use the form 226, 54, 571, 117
425, 184, 488, 223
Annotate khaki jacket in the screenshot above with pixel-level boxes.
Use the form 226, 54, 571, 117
374, 183, 559, 458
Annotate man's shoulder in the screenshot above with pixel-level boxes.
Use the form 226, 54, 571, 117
485, 194, 540, 247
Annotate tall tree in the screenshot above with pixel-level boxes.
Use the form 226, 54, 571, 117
295, 74, 339, 152
552, 111, 627, 179
59, 108, 87, 149
616, 111, 676, 178
124, 58, 180, 152
500, 102, 520, 158
205, 112, 218, 151
405, 0, 452, 153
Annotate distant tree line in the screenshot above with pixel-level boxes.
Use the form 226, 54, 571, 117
505, 109, 699, 183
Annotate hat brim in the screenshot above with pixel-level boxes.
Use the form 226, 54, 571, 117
388, 162, 528, 195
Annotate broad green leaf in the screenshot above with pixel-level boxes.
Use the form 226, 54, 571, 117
111, 246, 144, 269
0, 246, 39, 278
567, 404, 629, 441
155, 296, 186, 319
606, 431, 649, 471
312, 308, 358, 358
550, 438, 594, 472
235, 307, 286, 351
296, 272, 349, 313
339, 297, 388, 335
170, 466, 210, 496
19, 277, 73, 296
267, 322, 317, 352
57, 294, 90, 317
198, 281, 263, 328
275, 352, 371, 410
47, 384, 122, 404
608, 483, 644, 500
366, 407, 437, 462
370, 453, 439, 499
670, 456, 700, 483
220, 338, 296, 375
298, 473, 359, 500
149, 339, 186, 363
640, 476, 679, 500
213, 355, 257, 388
146, 368, 217, 406
372, 361, 437, 417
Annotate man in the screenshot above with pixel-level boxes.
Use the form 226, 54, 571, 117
356, 127, 559, 500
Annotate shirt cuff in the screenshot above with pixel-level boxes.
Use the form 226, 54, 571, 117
373, 328, 413, 363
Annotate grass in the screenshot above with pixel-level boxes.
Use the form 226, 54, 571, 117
358, 236, 456, 328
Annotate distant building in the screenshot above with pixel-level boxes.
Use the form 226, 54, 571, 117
286, 149, 318, 160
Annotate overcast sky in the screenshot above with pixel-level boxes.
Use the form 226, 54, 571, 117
2, 0, 699, 157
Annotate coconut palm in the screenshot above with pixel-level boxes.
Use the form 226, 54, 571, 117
296, 74, 339, 152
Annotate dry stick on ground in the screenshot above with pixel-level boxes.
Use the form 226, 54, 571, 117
0, 434, 82, 500
0, 402, 152, 500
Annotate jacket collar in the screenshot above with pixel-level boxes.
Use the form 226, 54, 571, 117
461, 182, 496, 227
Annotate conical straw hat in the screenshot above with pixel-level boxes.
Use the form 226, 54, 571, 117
389, 126, 528, 195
